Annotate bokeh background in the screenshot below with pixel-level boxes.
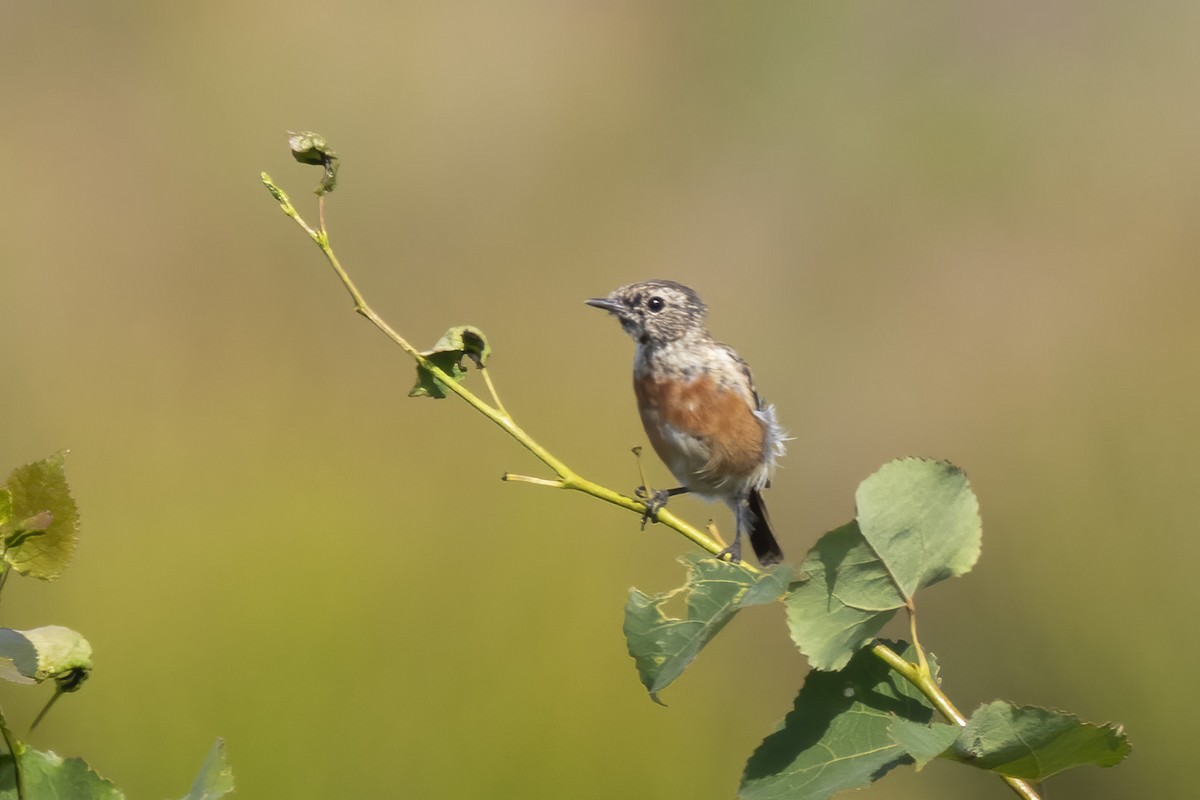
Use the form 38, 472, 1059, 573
1, 3, 1194, 798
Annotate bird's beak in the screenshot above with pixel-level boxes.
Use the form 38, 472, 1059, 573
585, 296, 623, 314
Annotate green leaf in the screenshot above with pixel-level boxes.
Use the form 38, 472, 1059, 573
181, 738, 235, 800
408, 326, 492, 399
739, 641, 936, 800
3, 453, 79, 580
0, 748, 124, 799
624, 555, 791, 701
783, 522, 902, 671
288, 130, 339, 195
946, 701, 1132, 781
0, 626, 93, 686
784, 459, 980, 670
855, 458, 981, 600
0, 489, 10, 528
887, 719, 959, 770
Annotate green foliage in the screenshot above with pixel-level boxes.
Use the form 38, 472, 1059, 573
739, 643, 936, 800
624, 555, 791, 701
855, 458, 981, 598
288, 131, 339, 195
946, 701, 1132, 780
0, 738, 233, 800
0, 626, 91, 686
783, 522, 899, 671
408, 326, 492, 399
620, 458, 1129, 797
2, 453, 79, 580
181, 739, 235, 800
0, 749, 123, 800
0, 454, 233, 798
888, 718, 961, 770
267, 140, 1132, 800
784, 459, 980, 671
889, 702, 1131, 782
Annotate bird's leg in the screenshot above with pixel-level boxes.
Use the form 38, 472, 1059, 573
631, 446, 689, 528
717, 497, 748, 563
716, 533, 743, 564
716, 526, 743, 563
635, 485, 689, 530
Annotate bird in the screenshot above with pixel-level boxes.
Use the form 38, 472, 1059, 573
586, 280, 786, 566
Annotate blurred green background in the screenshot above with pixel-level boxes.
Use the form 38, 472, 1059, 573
1, 3, 1194, 798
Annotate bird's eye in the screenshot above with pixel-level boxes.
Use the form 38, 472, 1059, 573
647, 296, 665, 313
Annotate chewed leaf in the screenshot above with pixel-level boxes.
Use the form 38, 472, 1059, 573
287, 130, 339, 195
625, 555, 791, 701
0, 748, 124, 799
181, 739, 235, 800
0, 626, 92, 686
739, 641, 936, 800
409, 326, 492, 399
947, 701, 1132, 781
855, 458, 981, 600
3, 453, 79, 580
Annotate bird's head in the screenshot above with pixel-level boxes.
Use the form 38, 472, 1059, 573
585, 279, 708, 347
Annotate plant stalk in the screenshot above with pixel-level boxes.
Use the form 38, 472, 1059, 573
0, 703, 25, 800
262, 174, 734, 564
870, 643, 1042, 800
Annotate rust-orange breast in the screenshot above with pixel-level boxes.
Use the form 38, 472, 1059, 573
633, 372, 765, 490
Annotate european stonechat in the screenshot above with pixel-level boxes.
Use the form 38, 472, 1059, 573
586, 280, 786, 566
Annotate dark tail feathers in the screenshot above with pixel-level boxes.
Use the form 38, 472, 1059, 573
744, 489, 783, 566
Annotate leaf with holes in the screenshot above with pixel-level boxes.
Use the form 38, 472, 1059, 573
288, 130, 339, 195
625, 554, 791, 702
409, 326, 492, 399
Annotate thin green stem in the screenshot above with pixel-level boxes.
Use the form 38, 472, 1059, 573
870, 643, 1041, 800
906, 600, 930, 677
269, 170, 1053, 799
263, 174, 733, 564
479, 367, 509, 418
502, 473, 564, 488
0, 703, 25, 800
29, 688, 64, 732
870, 643, 965, 725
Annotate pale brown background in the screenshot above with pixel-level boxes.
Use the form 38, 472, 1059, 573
2, 3, 1193, 798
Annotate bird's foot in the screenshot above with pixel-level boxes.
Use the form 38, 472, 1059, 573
635, 486, 672, 530
716, 536, 743, 564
